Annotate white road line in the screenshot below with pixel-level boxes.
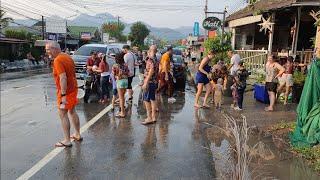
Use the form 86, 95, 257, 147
17, 84, 139, 180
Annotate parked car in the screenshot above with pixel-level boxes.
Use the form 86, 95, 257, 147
72, 44, 121, 80
172, 48, 182, 56
72, 44, 121, 103
172, 55, 187, 89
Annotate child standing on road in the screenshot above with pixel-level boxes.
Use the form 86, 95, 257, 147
230, 77, 238, 108
110, 66, 118, 111
214, 78, 224, 109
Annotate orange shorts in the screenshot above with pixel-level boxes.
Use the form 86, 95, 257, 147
57, 90, 78, 110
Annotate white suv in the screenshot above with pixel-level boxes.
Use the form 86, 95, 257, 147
72, 44, 121, 79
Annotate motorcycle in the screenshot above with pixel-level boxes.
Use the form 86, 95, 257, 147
83, 72, 101, 103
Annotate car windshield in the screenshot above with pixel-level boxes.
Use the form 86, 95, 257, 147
172, 56, 183, 64
74, 46, 107, 56
173, 49, 182, 55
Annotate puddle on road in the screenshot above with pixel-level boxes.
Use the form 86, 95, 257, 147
204, 124, 319, 180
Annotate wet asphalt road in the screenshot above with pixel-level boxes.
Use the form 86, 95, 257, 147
1, 73, 215, 179
2, 71, 318, 179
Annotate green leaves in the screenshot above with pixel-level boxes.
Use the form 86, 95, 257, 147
128, 22, 150, 48
204, 32, 232, 64
293, 70, 306, 85
101, 21, 127, 42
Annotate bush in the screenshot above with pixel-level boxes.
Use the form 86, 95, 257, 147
293, 70, 306, 85
204, 32, 232, 64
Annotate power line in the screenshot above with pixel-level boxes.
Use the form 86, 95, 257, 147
2, 2, 47, 17
2, 6, 41, 21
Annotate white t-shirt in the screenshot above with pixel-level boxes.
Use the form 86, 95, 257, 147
124, 51, 136, 77
230, 54, 241, 76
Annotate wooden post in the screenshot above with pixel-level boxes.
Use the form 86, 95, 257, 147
268, 12, 275, 54
291, 7, 301, 57
316, 26, 320, 58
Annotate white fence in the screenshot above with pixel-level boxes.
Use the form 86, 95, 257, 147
235, 50, 268, 73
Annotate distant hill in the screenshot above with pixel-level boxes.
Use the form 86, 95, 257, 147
10, 13, 194, 40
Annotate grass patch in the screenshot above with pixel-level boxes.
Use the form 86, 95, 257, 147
291, 146, 320, 172
268, 121, 320, 172
269, 121, 296, 132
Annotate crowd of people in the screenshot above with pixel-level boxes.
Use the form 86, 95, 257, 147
84, 45, 177, 124
194, 50, 250, 111
194, 50, 301, 112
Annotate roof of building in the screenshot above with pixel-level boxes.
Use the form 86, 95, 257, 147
0, 37, 29, 44
226, 0, 320, 22
67, 26, 99, 39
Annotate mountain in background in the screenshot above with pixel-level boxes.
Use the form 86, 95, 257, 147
9, 13, 194, 40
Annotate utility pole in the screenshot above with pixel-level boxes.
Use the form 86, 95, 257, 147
204, 0, 208, 38
42, 16, 45, 40
117, 16, 120, 28
221, 7, 227, 44
65, 20, 67, 50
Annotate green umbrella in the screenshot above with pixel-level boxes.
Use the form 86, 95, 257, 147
290, 58, 320, 147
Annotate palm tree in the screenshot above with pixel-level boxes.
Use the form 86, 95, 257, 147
0, 9, 13, 30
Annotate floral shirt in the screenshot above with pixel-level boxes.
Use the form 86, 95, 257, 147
113, 63, 129, 80
144, 56, 159, 84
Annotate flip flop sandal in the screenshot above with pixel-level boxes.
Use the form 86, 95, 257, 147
70, 135, 83, 142
115, 114, 126, 118
202, 105, 210, 109
141, 121, 155, 125
264, 108, 274, 112
194, 105, 202, 109
55, 141, 72, 148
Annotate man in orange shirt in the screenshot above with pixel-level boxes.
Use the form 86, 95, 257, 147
46, 41, 82, 148
158, 46, 174, 100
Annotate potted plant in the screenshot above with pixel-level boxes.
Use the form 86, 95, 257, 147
253, 69, 270, 103
292, 70, 306, 103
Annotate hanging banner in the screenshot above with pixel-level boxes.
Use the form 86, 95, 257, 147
47, 33, 57, 41
81, 32, 91, 40
46, 18, 66, 34
202, 17, 221, 31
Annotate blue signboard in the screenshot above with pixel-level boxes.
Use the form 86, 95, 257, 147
193, 22, 199, 36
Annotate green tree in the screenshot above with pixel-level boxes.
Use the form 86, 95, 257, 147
102, 21, 127, 42
128, 22, 150, 47
4, 29, 29, 40
204, 32, 232, 64
0, 9, 13, 29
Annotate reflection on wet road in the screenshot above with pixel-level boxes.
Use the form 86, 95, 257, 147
1, 74, 115, 179
31, 84, 215, 179
2, 73, 319, 179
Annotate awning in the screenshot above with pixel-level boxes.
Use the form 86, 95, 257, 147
34, 40, 55, 47
0, 38, 29, 44
228, 15, 262, 28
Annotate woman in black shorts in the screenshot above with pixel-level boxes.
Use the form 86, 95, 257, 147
265, 55, 285, 111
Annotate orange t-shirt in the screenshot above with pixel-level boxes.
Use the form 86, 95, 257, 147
159, 52, 171, 73
53, 53, 78, 109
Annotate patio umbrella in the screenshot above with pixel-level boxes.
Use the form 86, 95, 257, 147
290, 58, 320, 147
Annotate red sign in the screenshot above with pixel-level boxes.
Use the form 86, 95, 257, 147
208, 31, 217, 39
81, 32, 91, 40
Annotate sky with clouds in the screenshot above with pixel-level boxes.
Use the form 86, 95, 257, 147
3, 0, 247, 28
